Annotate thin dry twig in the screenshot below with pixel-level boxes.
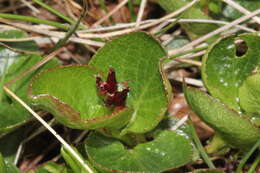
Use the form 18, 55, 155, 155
92, 0, 128, 27
79, 0, 200, 38
20, 0, 39, 14
0, 18, 104, 47
79, 18, 255, 33
222, 0, 260, 24
168, 9, 260, 56
135, 0, 147, 28
171, 115, 189, 130
172, 77, 204, 87
173, 58, 202, 67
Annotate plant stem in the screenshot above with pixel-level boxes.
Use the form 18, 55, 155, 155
235, 139, 260, 173
188, 119, 216, 169
248, 153, 260, 173
49, 0, 87, 53
0, 13, 69, 30
32, 0, 75, 25
128, 0, 137, 22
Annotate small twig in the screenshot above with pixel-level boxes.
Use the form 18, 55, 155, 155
171, 77, 204, 87
179, 50, 206, 59
174, 58, 202, 67
168, 9, 260, 56
223, 0, 260, 24
92, 0, 128, 27
171, 115, 189, 130
80, 0, 200, 38
3, 86, 94, 173
0, 18, 104, 47
79, 18, 255, 33
135, 0, 147, 28
20, 0, 40, 14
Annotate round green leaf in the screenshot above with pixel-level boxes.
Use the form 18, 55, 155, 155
202, 33, 260, 111
89, 32, 169, 134
29, 65, 132, 129
85, 131, 193, 173
184, 86, 260, 149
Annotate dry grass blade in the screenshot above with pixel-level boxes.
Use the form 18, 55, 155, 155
223, 0, 260, 24
0, 18, 104, 47
92, 0, 128, 27
78, 18, 255, 33
20, 0, 39, 13
168, 9, 260, 56
135, 0, 147, 28
174, 58, 202, 66
79, 0, 200, 38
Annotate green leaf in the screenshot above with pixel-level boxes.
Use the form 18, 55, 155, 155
89, 32, 169, 134
61, 146, 97, 173
0, 127, 27, 162
239, 72, 260, 115
0, 29, 38, 52
61, 147, 81, 173
0, 102, 30, 136
202, 33, 260, 111
223, 0, 260, 20
0, 46, 59, 136
184, 86, 260, 149
29, 65, 132, 129
5, 55, 59, 102
156, 0, 218, 39
0, 153, 6, 173
165, 36, 190, 50
28, 162, 69, 173
85, 131, 193, 173
0, 153, 19, 173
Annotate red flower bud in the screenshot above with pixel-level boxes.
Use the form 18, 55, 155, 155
96, 68, 129, 107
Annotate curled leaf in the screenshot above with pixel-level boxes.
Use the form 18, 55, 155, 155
29, 65, 132, 129
184, 86, 260, 150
